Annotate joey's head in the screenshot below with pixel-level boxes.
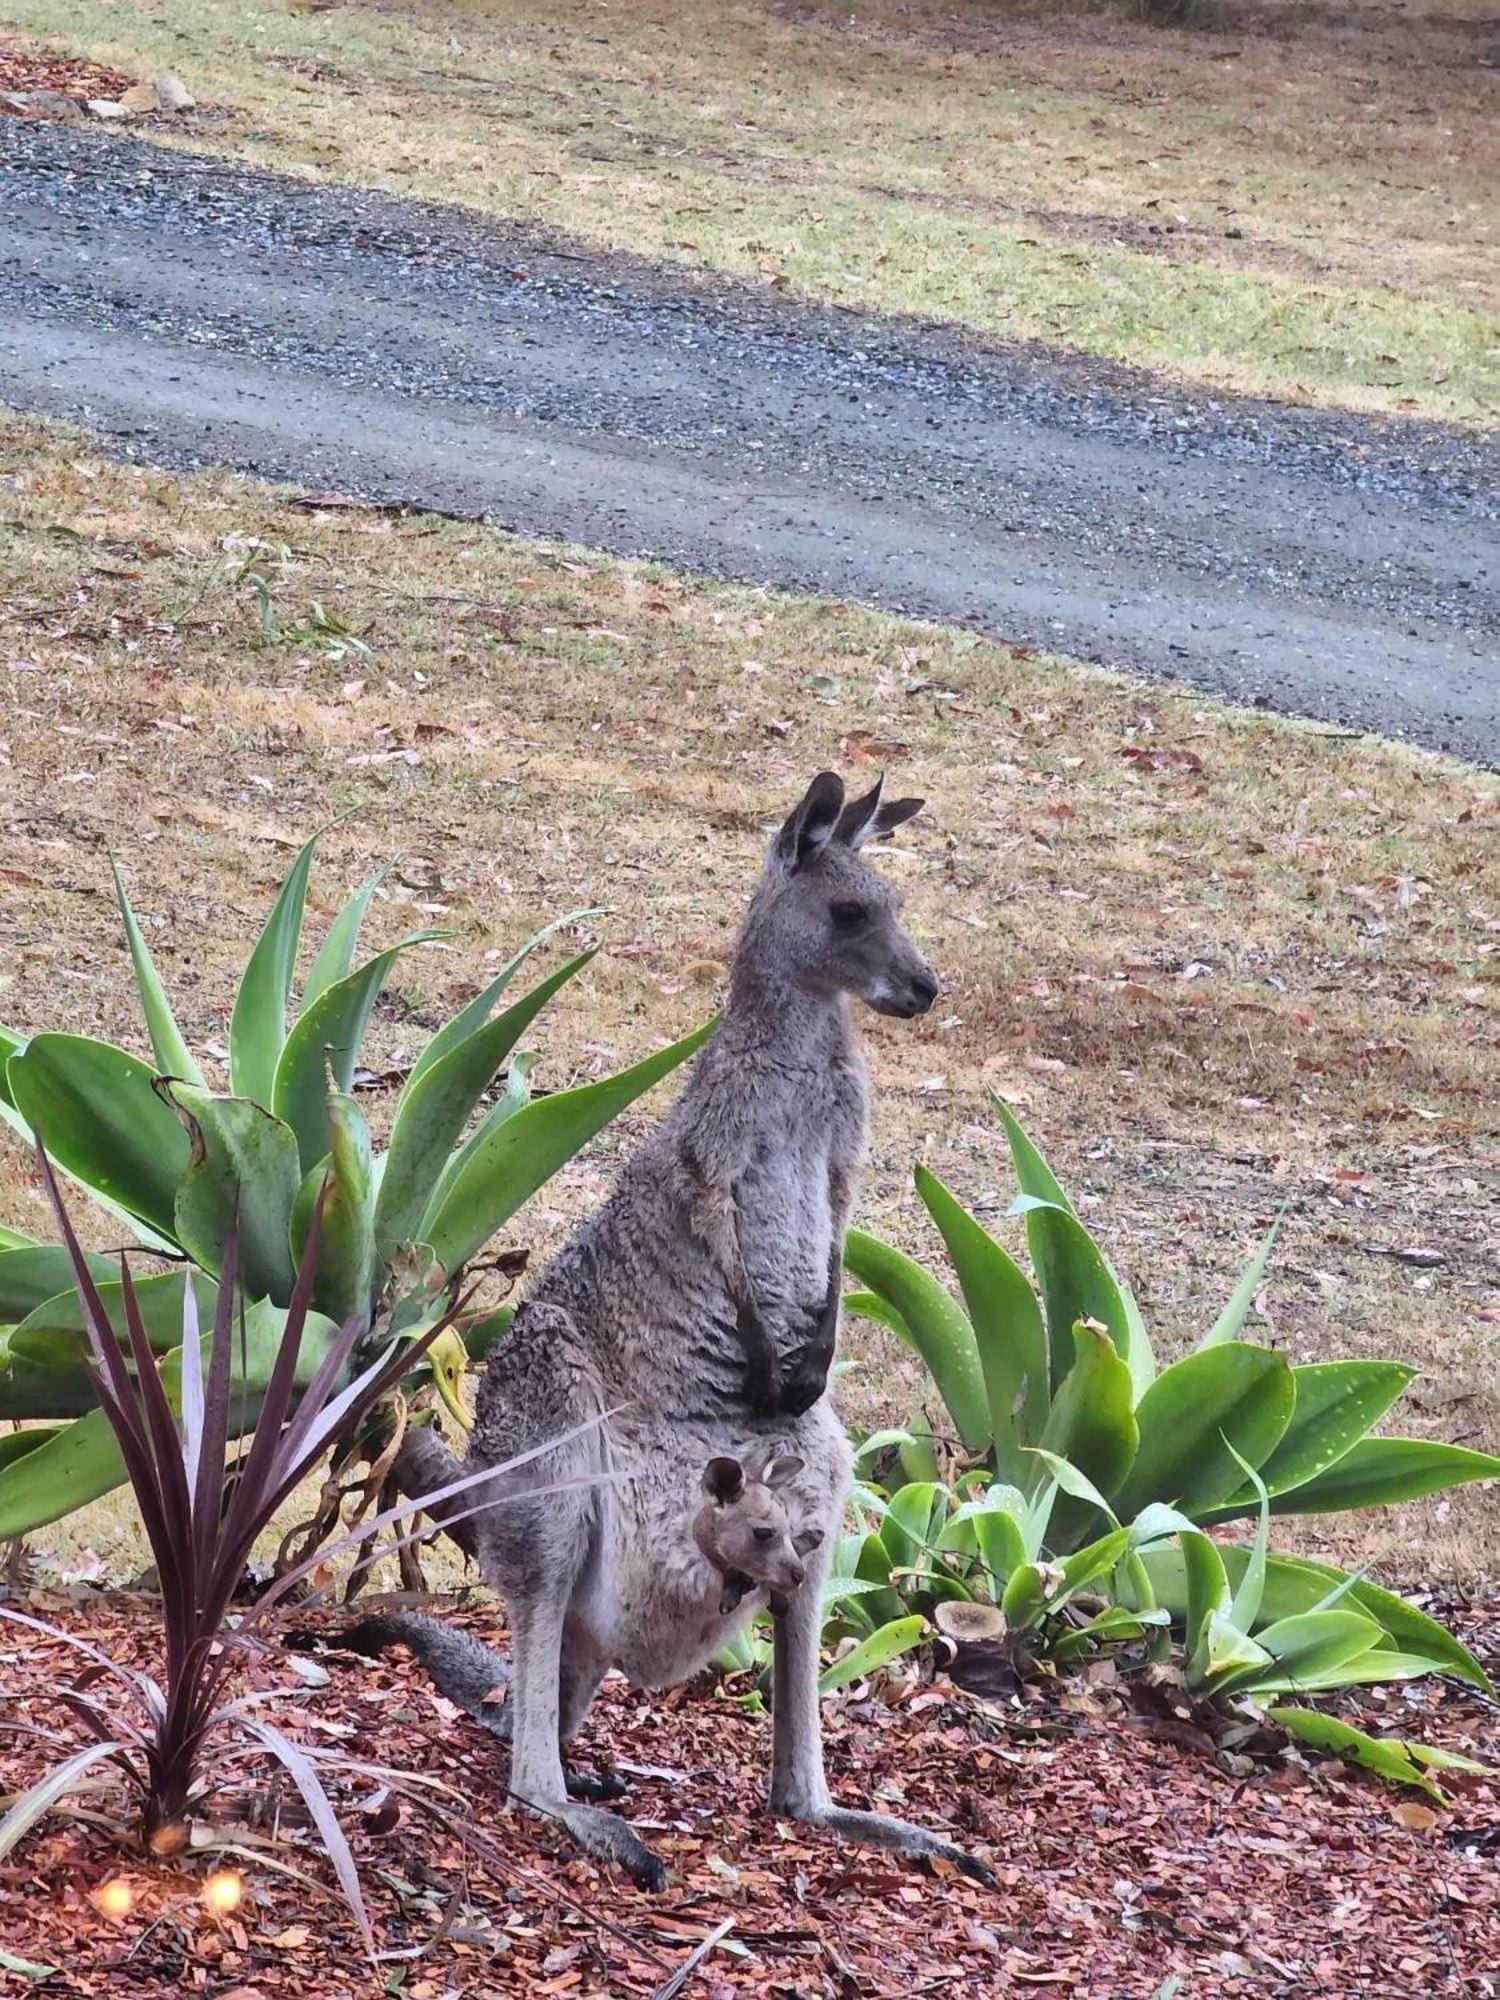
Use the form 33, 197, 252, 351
694, 1454, 823, 1613
737, 771, 938, 1020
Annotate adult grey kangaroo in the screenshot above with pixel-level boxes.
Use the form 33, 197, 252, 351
395, 771, 991, 1888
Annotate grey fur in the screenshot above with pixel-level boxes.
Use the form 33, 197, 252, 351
391, 772, 990, 1888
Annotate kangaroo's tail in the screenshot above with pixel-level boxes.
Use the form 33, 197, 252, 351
300, 1611, 512, 1737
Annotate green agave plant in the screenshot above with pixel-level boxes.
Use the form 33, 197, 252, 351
0, 832, 710, 1536
844, 1097, 1500, 1551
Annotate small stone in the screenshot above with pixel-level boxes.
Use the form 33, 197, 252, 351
87, 97, 128, 119
154, 73, 195, 112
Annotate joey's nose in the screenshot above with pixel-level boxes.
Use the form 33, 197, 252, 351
788, 1562, 805, 1589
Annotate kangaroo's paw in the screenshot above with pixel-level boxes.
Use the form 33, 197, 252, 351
776, 1352, 832, 1418
516, 1795, 667, 1891
563, 1765, 628, 1804
786, 1802, 994, 1887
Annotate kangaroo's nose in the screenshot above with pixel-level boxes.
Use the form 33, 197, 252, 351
910, 967, 939, 1013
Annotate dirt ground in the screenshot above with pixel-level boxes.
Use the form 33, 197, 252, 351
2, 416, 1496, 1586
2, 0, 1496, 419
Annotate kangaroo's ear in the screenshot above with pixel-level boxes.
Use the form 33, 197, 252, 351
703, 1456, 745, 1504
834, 775, 884, 849
793, 1526, 824, 1555
772, 771, 845, 875
763, 1454, 805, 1488
872, 795, 924, 840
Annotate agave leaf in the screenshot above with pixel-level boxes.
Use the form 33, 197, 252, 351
1011, 1196, 1138, 1394
374, 949, 595, 1259
1195, 1608, 1271, 1688
841, 1289, 912, 1341
1200, 1361, 1418, 1517
289, 1092, 376, 1330
1277, 1651, 1449, 1694
424, 1020, 715, 1275
229, 831, 321, 1105
1056, 1525, 1131, 1598
1025, 1445, 1119, 1526
0, 1330, 98, 1420
0, 1296, 344, 1537
0, 1023, 23, 1108
818, 1614, 926, 1695
11, 1269, 219, 1357
851, 1531, 907, 1628
1259, 1436, 1500, 1516
300, 858, 396, 1015
842, 1230, 989, 1455
0, 1245, 115, 1321
109, 855, 205, 1088
1138, 1545, 1492, 1693
969, 1505, 1027, 1597
273, 935, 442, 1172
416, 1052, 538, 1239
404, 907, 604, 1094
165, 1084, 302, 1299
1034, 1323, 1139, 1518
1201, 1205, 1287, 1347
1178, 1528, 1231, 1657
1224, 1439, 1271, 1636
1000, 1559, 1046, 1628
915, 1165, 1049, 1479
878, 1481, 948, 1573
6, 1034, 189, 1241
991, 1095, 1076, 1216
1215, 1608, 1388, 1696
1109, 1343, 1294, 1521
1267, 1707, 1455, 1805
1117, 1278, 1156, 1397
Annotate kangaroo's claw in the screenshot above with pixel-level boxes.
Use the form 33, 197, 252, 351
564, 1766, 628, 1803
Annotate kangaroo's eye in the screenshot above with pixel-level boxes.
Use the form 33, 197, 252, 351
752, 1525, 777, 1544
829, 899, 868, 931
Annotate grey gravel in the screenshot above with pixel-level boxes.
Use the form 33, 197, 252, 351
2, 121, 1496, 762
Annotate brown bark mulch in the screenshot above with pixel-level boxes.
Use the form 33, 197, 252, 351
0, 43, 136, 108
0, 1591, 1495, 1999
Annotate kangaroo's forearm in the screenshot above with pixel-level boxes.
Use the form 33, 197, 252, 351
392, 1424, 480, 1560
681, 1145, 782, 1407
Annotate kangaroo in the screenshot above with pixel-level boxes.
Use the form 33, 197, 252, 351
693, 1451, 817, 1616
317, 1452, 817, 1796
390, 771, 990, 1888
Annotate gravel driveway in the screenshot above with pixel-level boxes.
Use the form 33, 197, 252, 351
3, 121, 1496, 762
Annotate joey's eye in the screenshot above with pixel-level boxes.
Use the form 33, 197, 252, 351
752, 1525, 777, 1544
829, 899, 868, 931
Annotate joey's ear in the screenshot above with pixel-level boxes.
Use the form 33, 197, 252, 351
703, 1456, 745, 1504
763, 1455, 804, 1488
772, 771, 845, 875
793, 1526, 824, 1555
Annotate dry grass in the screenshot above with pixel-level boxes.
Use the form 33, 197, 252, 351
3, 0, 1497, 421
2, 413, 1497, 1583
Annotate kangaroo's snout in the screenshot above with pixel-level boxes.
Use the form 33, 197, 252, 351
871, 956, 940, 1018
